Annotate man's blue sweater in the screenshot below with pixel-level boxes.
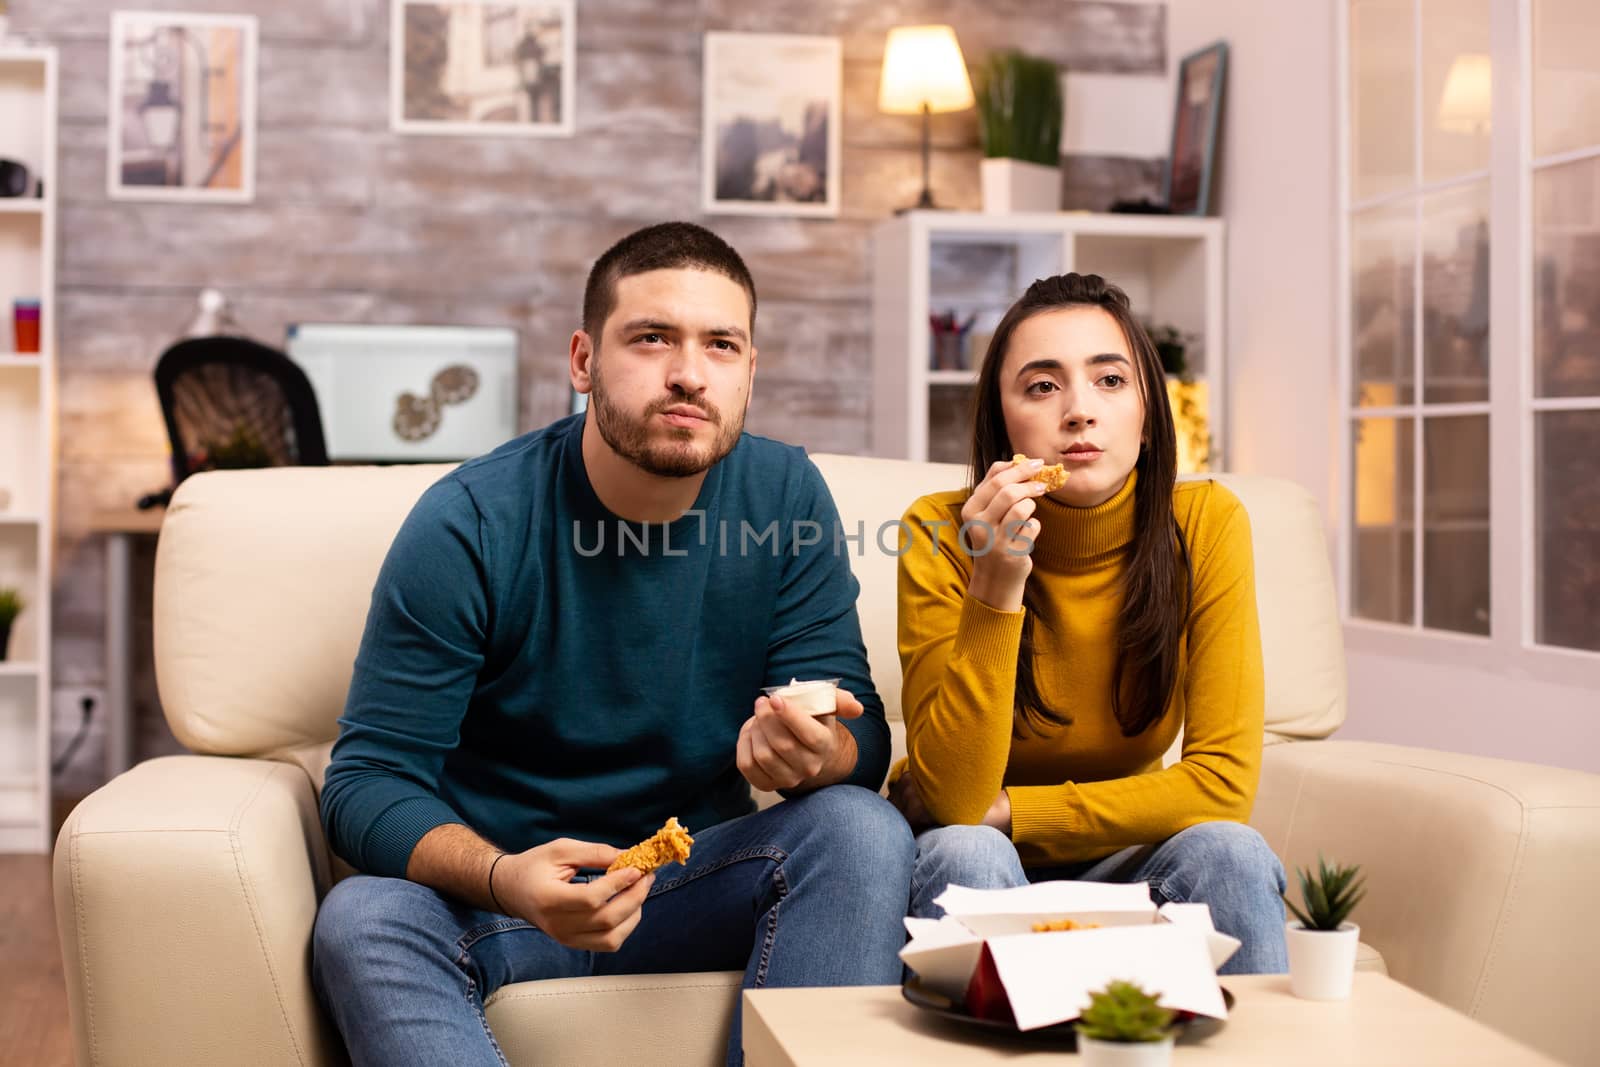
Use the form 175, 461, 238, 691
321, 414, 888, 878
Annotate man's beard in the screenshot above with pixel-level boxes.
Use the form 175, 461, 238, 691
589, 361, 745, 478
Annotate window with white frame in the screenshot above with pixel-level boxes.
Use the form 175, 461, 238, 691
1343, 0, 1599, 656
1529, 0, 1600, 653
1348, 0, 1492, 635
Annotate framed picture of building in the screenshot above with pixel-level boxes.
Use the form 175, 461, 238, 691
391, 0, 575, 137
1162, 40, 1228, 217
702, 32, 841, 217
108, 11, 258, 203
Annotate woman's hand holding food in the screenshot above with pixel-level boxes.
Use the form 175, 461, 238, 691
963, 457, 1050, 612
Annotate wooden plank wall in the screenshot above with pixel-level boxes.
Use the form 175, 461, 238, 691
6, 0, 1164, 794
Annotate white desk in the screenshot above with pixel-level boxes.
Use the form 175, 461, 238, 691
88, 507, 164, 779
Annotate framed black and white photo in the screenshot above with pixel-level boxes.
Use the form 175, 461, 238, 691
108, 11, 257, 203
1162, 40, 1228, 217
391, 0, 575, 137
702, 32, 841, 217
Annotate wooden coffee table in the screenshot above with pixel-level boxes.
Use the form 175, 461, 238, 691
743, 973, 1558, 1065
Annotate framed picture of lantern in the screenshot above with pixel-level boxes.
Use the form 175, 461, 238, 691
108, 11, 258, 203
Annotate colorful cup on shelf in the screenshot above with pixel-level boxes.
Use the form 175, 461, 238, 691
12, 299, 41, 355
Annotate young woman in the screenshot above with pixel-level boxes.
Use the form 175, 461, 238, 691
890, 273, 1287, 973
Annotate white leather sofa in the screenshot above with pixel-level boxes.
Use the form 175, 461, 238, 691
54, 454, 1600, 1066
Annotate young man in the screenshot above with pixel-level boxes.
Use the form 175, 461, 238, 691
312, 222, 913, 1066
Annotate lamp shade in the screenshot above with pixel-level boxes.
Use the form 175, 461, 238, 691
1437, 53, 1491, 134
878, 25, 975, 114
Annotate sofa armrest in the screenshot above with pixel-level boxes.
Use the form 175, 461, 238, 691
1252, 739, 1600, 1067
54, 755, 344, 1067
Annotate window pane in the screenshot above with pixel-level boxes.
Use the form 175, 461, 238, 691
1533, 0, 1600, 158
1353, 202, 1416, 407
1534, 157, 1600, 398
1422, 0, 1491, 183
1422, 415, 1489, 633
1353, 415, 1416, 624
1351, 0, 1415, 201
1421, 183, 1490, 403
1536, 411, 1600, 652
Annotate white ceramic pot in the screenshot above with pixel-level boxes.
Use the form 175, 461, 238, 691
979, 157, 1061, 214
1286, 920, 1360, 1000
1077, 1033, 1175, 1066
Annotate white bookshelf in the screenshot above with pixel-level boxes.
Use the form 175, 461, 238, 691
0, 45, 57, 853
871, 211, 1226, 470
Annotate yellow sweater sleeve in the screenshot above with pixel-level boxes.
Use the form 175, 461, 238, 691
897, 494, 1023, 826
1007, 495, 1266, 863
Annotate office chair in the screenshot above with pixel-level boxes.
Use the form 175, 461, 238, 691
142, 337, 329, 506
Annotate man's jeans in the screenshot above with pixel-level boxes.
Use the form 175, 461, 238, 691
909, 821, 1290, 974
313, 786, 915, 1067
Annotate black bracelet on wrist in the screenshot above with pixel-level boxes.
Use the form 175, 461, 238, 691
487, 851, 509, 913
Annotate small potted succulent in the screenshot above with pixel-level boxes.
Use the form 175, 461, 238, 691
1285, 855, 1367, 1000
974, 49, 1063, 214
1074, 979, 1176, 1066
0, 586, 24, 661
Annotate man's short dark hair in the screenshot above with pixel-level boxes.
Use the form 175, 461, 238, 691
582, 222, 758, 341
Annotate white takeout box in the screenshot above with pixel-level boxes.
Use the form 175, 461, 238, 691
900, 881, 1239, 1031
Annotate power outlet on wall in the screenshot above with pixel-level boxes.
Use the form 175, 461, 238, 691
51, 687, 105, 738
50, 687, 106, 779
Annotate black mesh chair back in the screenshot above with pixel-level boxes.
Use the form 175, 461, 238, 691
154, 336, 329, 484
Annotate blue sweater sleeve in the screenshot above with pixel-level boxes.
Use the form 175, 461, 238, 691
320, 478, 491, 877
767, 456, 890, 791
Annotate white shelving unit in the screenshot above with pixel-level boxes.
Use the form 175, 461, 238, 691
0, 46, 57, 853
871, 211, 1226, 469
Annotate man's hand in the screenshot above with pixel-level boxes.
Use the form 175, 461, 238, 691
494, 839, 655, 952
737, 686, 862, 792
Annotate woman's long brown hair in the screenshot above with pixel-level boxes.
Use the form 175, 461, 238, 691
967, 273, 1192, 738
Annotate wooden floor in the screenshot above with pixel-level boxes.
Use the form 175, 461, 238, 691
0, 852, 74, 1066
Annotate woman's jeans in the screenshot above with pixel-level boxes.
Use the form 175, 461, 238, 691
909, 821, 1289, 974
313, 786, 915, 1067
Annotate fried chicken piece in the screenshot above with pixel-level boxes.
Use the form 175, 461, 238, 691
607, 817, 694, 874
1012, 452, 1070, 492
1030, 918, 1101, 932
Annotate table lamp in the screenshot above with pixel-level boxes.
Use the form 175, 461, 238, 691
878, 25, 975, 211
1437, 53, 1491, 135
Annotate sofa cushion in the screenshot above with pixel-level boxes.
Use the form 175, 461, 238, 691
484, 971, 740, 1066
156, 464, 455, 755
157, 458, 1343, 758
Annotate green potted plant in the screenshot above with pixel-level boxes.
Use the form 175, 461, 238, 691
1284, 855, 1367, 1000
1145, 323, 1189, 378
974, 49, 1063, 214
1074, 979, 1176, 1066
0, 586, 24, 662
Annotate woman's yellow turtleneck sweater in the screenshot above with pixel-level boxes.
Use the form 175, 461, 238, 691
896, 470, 1265, 867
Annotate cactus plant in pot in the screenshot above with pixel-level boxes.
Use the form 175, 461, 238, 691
0, 586, 23, 661
974, 49, 1063, 213
1285, 855, 1367, 1000
1074, 979, 1176, 1066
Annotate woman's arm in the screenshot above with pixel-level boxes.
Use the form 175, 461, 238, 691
1006, 490, 1265, 865
897, 493, 1028, 826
